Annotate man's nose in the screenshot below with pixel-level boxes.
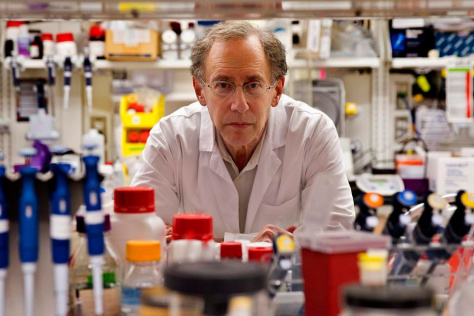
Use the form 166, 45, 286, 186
230, 86, 249, 113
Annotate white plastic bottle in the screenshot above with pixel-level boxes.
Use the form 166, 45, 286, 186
109, 187, 166, 263
56, 32, 77, 58
168, 213, 215, 264
121, 240, 162, 316
41, 33, 55, 57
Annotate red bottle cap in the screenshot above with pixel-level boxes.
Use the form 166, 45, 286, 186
140, 130, 150, 143
128, 131, 140, 143
172, 214, 213, 241
89, 25, 105, 38
41, 33, 53, 41
6, 21, 25, 28
114, 187, 155, 214
56, 32, 74, 43
220, 242, 242, 259
248, 247, 273, 263
134, 104, 145, 113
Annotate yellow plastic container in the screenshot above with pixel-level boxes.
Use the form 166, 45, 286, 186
120, 94, 165, 129
120, 94, 165, 157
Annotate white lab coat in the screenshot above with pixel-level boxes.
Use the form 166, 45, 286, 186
131, 94, 355, 238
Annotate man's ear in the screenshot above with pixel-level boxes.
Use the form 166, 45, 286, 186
193, 77, 207, 106
271, 77, 285, 107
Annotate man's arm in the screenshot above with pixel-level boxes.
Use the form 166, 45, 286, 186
301, 114, 355, 231
131, 123, 180, 225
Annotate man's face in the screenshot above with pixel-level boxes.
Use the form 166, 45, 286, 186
194, 36, 284, 150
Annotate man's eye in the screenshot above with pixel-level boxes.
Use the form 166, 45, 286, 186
216, 82, 230, 89
247, 82, 262, 89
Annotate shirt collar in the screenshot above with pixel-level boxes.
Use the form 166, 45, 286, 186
216, 128, 267, 173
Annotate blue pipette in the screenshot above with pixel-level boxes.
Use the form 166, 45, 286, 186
18, 147, 39, 316
50, 146, 72, 316
383, 190, 418, 244
0, 153, 8, 316
45, 56, 55, 114
63, 57, 73, 110
83, 49, 93, 112
82, 142, 105, 315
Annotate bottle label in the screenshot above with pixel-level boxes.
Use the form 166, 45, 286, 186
122, 286, 141, 306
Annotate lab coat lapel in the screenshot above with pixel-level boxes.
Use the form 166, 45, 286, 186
199, 107, 239, 233
245, 104, 287, 233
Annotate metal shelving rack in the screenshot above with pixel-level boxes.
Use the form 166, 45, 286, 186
2, 0, 474, 20
1, 0, 473, 167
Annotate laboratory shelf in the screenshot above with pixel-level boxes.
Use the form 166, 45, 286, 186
94, 59, 192, 70
2, 59, 192, 71
4, 57, 382, 71
390, 57, 473, 69
288, 57, 381, 69
2, 0, 474, 19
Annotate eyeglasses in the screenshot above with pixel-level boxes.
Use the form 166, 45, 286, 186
200, 79, 277, 97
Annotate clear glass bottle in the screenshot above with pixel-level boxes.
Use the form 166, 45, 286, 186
122, 240, 162, 316
69, 213, 121, 316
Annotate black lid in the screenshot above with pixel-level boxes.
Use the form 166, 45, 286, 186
165, 261, 266, 297
343, 285, 434, 310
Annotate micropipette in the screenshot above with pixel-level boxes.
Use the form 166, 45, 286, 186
390, 192, 446, 276
45, 56, 55, 116
18, 147, 39, 316
50, 146, 72, 316
423, 191, 474, 285
63, 57, 73, 110
82, 142, 105, 316
354, 192, 384, 232
0, 153, 8, 316
383, 190, 418, 244
83, 49, 93, 113
10, 55, 21, 102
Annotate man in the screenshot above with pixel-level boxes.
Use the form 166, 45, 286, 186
131, 21, 354, 242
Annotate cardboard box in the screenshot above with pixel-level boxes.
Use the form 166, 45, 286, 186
105, 29, 158, 61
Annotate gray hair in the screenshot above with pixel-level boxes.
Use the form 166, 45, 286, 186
190, 21, 287, 83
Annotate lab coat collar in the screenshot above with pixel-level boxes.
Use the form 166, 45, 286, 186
198, 97, 288, 153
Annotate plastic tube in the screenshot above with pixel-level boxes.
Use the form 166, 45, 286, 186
53, 264, 68, 316
22, 263, 37, 316
90, 255, 103, 315
0, 269, 6, 316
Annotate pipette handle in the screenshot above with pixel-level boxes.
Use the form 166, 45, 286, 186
83, 156, 104, 255
442, 190, 470, 244
19, 167, 38, 263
